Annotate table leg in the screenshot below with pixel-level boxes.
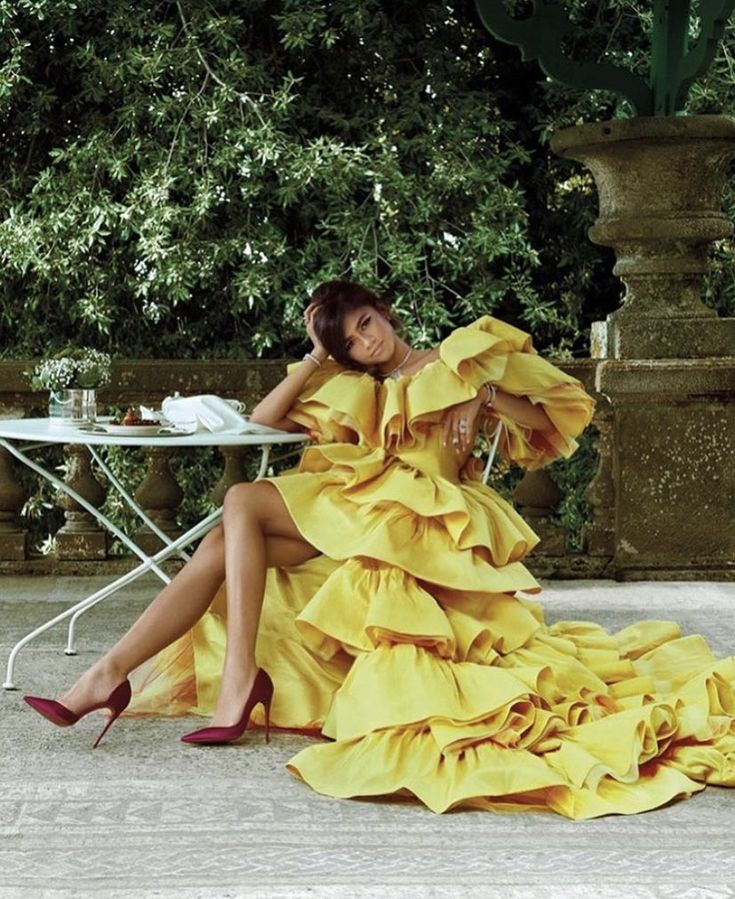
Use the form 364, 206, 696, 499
4, 507, 224, 689
4, 560, 169, 690
255, 444, 272, 479
3, 438, 276, 689
88, 446, 191, 564
63, 507, 223, 656
0, 439, 172, 584
63, 443, 253, 658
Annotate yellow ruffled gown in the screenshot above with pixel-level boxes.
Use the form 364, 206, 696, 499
128, 316, 735, 819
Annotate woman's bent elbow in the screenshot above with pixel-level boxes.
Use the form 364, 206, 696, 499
248, 408, 269, 425
249, 410, 298, 431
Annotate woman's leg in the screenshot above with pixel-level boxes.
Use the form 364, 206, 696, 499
211, 480, 314, 727
59, 499, 317, 715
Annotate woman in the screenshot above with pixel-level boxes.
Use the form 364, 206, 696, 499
24, 280, 735, 818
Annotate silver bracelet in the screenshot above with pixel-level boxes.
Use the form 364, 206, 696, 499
482, 383, 497, 407
303, 352, 322, 368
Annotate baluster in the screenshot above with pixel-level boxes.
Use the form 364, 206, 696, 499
55, 445, 108, 559
582, 406, 615, 561
210, 446, 249, 507
133, 447, 183, 553
513, 469, 565, 555
0, 447, 29, 560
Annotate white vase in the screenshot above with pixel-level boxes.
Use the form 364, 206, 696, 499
48, 389, 97, 426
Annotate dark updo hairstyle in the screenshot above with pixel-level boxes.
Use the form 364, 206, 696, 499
310, 280, 402, 373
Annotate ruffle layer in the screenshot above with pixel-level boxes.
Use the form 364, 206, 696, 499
284, 559, 735, 818
287, 728, 705, 818
272, 316, 593, 592
439, 317, 595, 470
285, 315, 595, 470
127, 319, 733, 819
268, 447, 541, 595
273, 315, 593, 591
128, 552, 735, 819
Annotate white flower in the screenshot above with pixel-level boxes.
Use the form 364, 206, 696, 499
30, 348, 112, 391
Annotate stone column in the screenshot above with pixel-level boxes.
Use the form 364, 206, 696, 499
596, 359, 735, 579
581, 399, 615, 564
0, 447, 28, 560
551, 115, 735, 579
133, 448, 184, 553
55, 445, 108, 559
551, 115, 735, 360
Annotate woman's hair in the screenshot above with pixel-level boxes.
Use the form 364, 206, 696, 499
309, 280, 401, 372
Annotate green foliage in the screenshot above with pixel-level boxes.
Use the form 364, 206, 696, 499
3, 1, 735, 553
1, 0, 731, 365
548, 428, 599, 552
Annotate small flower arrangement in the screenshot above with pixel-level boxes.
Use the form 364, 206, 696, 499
29, 347, 112, 391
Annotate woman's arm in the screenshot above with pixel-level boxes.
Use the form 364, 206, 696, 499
249, 303, 328, 431
249, 353, 327, 431
489, 388, 554, 432
442, 385, 554, 454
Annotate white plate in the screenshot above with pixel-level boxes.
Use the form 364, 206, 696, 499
98, 423, 169, 436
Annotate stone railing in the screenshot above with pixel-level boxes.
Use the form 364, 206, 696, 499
0, 358, 612, 579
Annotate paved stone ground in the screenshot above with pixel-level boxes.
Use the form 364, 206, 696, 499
0, 575, 733, 899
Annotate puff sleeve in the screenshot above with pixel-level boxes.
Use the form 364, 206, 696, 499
440, 316, 595, 470
285, 360, 379, 446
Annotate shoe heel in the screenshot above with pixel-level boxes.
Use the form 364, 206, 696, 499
92, 680, 132, 749
93, 709, 122, 749
263, 698, 271, 744
180, 668, 274, 746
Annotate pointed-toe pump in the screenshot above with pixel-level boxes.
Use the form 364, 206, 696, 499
181, 668, 274, 745
24, 679, 132, 749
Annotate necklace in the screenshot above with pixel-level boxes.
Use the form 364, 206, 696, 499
385, 346, 413, 380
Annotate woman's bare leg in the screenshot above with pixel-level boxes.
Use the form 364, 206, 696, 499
58, 505, 317, 715
211, 480, 313, 727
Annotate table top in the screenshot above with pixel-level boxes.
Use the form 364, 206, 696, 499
0, 418, 310, 448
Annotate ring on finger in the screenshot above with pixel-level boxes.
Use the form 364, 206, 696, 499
459, 421, 468, 433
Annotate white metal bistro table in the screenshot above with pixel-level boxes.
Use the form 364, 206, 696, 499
0, 418, 309, 689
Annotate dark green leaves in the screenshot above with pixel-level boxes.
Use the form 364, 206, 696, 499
0, 0, 732, 362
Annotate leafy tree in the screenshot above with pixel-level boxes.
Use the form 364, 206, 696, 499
1, 0, 731, 363
2, 1, 733, 554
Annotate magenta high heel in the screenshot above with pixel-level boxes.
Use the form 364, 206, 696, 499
24, 680, 132, 749
181, 669, 274, 745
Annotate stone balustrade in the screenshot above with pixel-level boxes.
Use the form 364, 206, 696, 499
0, 357, 610, 578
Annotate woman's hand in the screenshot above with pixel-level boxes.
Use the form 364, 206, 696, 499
303, 303, 328, 362
442, 395, 485, 453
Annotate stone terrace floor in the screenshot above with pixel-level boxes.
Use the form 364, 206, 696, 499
0, 575, 733, 899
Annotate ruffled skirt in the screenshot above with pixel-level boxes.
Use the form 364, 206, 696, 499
128, 551, 735, 819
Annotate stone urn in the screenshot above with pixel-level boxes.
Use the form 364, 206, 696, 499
552, 115, 735, 579
551, 115, 735, 359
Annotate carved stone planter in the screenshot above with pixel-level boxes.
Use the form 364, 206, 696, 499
552, 115, 735, 579
551, 115, 735, 359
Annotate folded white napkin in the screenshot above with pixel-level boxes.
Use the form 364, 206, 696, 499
155, 395, 283, 434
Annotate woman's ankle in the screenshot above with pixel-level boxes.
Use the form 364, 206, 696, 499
89, 655, 129, 685
219, 662, 258, 693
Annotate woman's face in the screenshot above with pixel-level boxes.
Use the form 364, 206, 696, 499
341, 304, 396, 369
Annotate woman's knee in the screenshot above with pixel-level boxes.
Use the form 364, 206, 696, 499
222, 481, 263, 520
222, 481, 295, 537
